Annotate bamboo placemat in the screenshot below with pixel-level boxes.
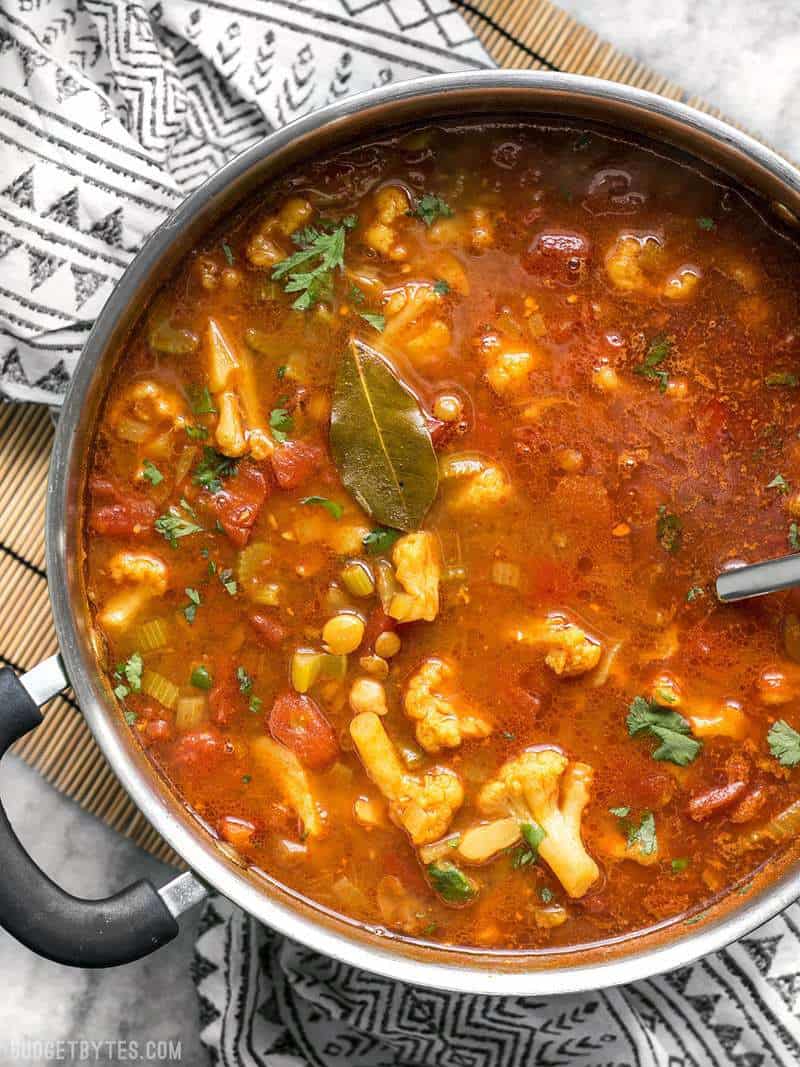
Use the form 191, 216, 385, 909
0, 0, 765, 867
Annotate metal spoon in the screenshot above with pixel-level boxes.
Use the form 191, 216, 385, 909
716, 554, 800, 602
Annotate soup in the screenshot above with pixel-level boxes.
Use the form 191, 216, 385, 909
83, 120, 800, 951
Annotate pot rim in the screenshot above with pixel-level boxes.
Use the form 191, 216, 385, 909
46, 69, 800, 995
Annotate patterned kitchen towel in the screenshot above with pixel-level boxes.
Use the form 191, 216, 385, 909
193, 892, 800, 1067
0, 0, 491, 403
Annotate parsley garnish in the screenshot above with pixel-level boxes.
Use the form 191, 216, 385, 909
237, 666, 253, 694
656, 505, 682, 554
433, 279, 450, 296
767, 720, 800, 767
142, 459, 163, 486
219, 568, 237, 596
188, 385, 217, 415
360, 312, 385, 332
767, 473, 791, 494
765, 372, 799, 388
363, 527, 401, 555
193, 446, 238, 493
790, 523, 800, 551
427, 861, 476, 903
269, 406, 293, 443
113, 652, 143, 699
512, 821, 546, 868
409, 194, 454, 227
627, 695, 702, 766
635, 334, 672, 392
272, 216, 356, 310
686, 585, 705, 602
697, 217, 716, 231
154, 506, 203, 548
221, 241, 234, 266
301, 495, 343, 520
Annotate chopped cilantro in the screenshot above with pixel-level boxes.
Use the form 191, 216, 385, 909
433, 279, 450, 296
124, 710, 138, 726
765, 372, 799, 388
671, 857, 690, 873
237, 666, 253, 694
249, 695, 263, 714
539, 887, 554, 903
186, 424, 209, 441
190, 665, 213, 690
360, 312, 385, 332
155, 506, 203, 548
627, 695, 702, 766
221, 241, 234, 266
362, 527, 401, 555
272, 216, 356, 310
276, 365, 288, 381
686, 585, 705, 602
193, 446, 238, 493
626, 811, 657, 856
635, 334, 672, 392
301, 495, 343, 520
183, 587, 201, 624
767, 719, 800, 767
269, 406, 293, 443
409, 193, 454, 227
348, 283, 366, 305
242, 774, 252, 784
697, 216, 716, 231
609, 805, 631, 818
656, 505, 682, 554
142, 459, 163, 486
113, 652, 143, 699
512, 821, 546, 869
768, 473, 791, 494
188, 385, 217, 415
219, 568, 237, 596
427, 860, 476, 903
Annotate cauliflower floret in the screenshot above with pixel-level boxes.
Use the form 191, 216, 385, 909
388, 531, 440, 623
605, 234, 660, 292
404, 657, 492, 753
381, 282, 450, 367
477, 748, 599, 897
363, 185, 411, 260
349, 711, 463, 845
478, 331, 536, 397
510, 615, 602, 677
250, 735, 323, 838
350, 678, 388, 717
448, 465, 513, 511
246, 197, 313, 267
429, 207, 495, 252
99, 551, 168, 632
206, 319, 272, 460
110, 380, 187, 449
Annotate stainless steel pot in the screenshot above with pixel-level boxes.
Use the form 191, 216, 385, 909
4, 70, 800, 994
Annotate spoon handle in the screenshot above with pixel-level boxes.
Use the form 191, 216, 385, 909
716, 554, 800, 602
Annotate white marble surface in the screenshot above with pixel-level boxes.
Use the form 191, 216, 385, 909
2, 2, 800, 1063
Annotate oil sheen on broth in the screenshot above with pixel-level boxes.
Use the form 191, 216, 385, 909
84, 121, 800, 951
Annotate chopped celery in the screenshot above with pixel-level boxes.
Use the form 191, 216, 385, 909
237, 541, 271, 584
141, 670, 179, 709
135, 617, 169, 653
291, 650, 323, 693
175, 695, 207, 732
341, 561, 375, 598
374, 559, 398, 611
250, 582, 280, 606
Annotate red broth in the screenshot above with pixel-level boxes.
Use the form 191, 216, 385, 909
84, 121, 800, 950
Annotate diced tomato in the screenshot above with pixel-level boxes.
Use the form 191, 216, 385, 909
271, 440, 325, 490
170, 727, 225, 769
219, 816, 257, 850
88, 477, 156, 537
523, 230, 590, 286
143, 718, 173, 744
363, 606, 397, 651
268, 692, 339, 771
212, 460, 269, 547
249, 611, 287, 648
209, 662, 241, 726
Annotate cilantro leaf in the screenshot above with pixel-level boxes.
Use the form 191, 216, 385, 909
301, 495, 343, 520
686, 585, 705, 602
512, 820, 546, 869
193, 446, 238, 493
627, 695, 702, 765
768, 719, 800, 767
539, 887, 554, 903
188, 385, 217, 415
221, 241, 234, 266
427, 860, 476, 903
626, 810, 657, 855
671, 857, 690, 872
154, 506, 203, 548
409, 194, 454, 227
656, 505, 683, 554
768, 473, 791, 494
609, 805, 630, 818
237, 665, 253, 694
142, 459, 163, 486
360, 312, 385, 332
433, 278, 450, 296
269, 406, 293, 443
635, 334, 672, 392
219, 568, 237, 596
186, 424, 209, 441
697, 216, 716, 231
113, 652, 143, 699
362, 527, 401, 555
272, 217, 355, 311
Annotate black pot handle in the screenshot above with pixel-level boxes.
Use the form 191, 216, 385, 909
0, 661, 205, 967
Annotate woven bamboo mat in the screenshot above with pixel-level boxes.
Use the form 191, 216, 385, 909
0, 0, 762, 867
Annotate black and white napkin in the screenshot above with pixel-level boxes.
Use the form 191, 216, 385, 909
3, 2, 800, 1063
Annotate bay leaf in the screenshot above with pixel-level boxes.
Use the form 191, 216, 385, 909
330, 339, 438, 531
